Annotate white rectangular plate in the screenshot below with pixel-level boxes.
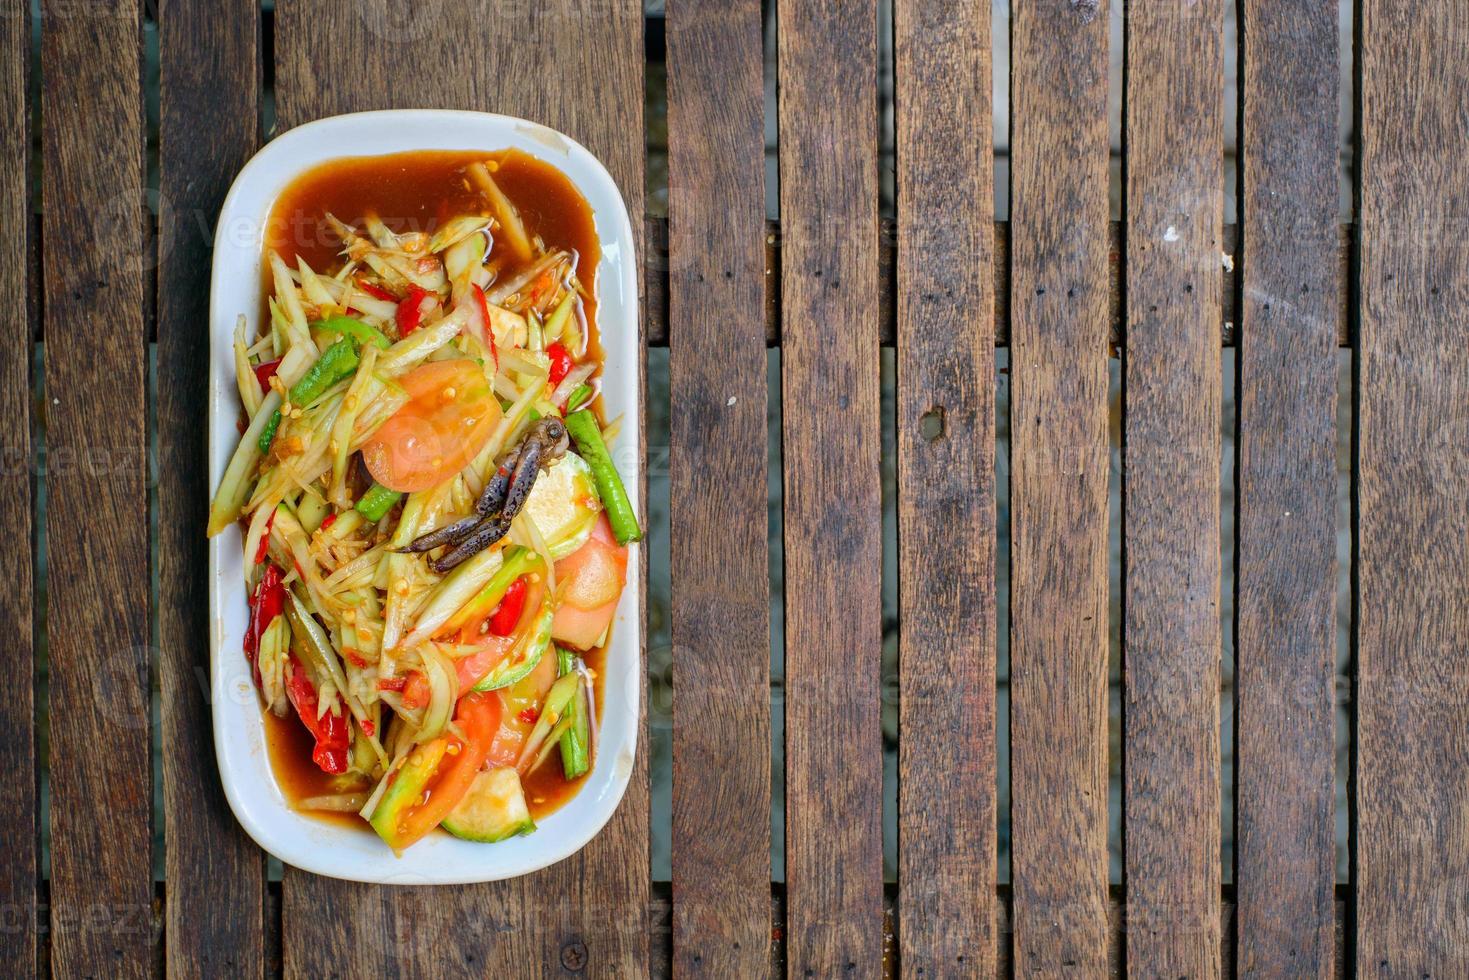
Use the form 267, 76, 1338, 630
208, 110, 641, 885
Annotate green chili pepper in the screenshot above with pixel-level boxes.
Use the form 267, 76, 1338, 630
565, 384, 593, 413
355, 482, 403, 521
315, 315, 391, 350
258, 340, 360, 453
257, 411, 282, 453
292, 339, 361, 404
564, 410, 641, 545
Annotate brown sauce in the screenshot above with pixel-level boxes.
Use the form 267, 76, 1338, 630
264, 148, 602, 359
263, 707, 371, 830
519, 661, 606, 817
259, 148, 612, 835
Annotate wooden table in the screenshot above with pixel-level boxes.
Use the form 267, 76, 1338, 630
5, 0, 1468, 976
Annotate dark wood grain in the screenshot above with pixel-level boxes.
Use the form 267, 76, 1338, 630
893, 0, 998, 975
1122, 1, 1224, 975
777, 0, 883, 974
1233, 0, 1339, 975
642, 220, 1351, 348
0, 1, 36, 976
157, 0, 267, 976
41, 0, 153, 975
274, 3, 647, 975
1008, 0, 1111, 972
665, 1, 771, 977
781, 0, 881, 975
1356, 1, 1469, 972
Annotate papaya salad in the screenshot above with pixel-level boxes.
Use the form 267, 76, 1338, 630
206, 150, 639, 854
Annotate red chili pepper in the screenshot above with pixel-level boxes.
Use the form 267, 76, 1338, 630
470, 284, 500, 372
253, 358, 281, 391
284, 656, 350, 774
243, 564, 286, 688
377, 676, 408, 692
471, 284, 491, 341
486, 577, 528, 636
546, 342, 574, 387
343, 649, 368, 669
253, 510, 276, 564
318, 513, 337, 532
517, 707, 540, 725
396, 285, 435, 336
360, 719, 376, 738
356, 277, 398, 302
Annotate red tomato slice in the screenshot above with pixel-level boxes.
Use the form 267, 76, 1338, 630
401, 671, 430, 709
550, 596, 621, 652
486, 722, 523, 768
486, 650, 557, 768
393, 692, 503, 846
361, 359, 502, 492
451, 635, 515, 694
551, 515, 628, 650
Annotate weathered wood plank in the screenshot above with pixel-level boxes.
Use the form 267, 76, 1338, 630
1008, 0, 1111, 972
274, 2, 647, 975
642, 220, 1351, 348
1234, 0, 1339, 975
0, 0, 36, 975
893, 0, 998, 975
777, 0, 884, 974
665, 1, 772, 976
1357, 1, 1469, 973
41, 0, 153, 975
157, 0, 268, 976
1122, 1, 1224, 975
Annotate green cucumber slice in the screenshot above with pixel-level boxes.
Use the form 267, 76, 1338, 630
521, 453, 601, 559
441, 767, 536, 843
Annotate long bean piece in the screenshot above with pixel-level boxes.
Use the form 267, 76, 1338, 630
563, 410, 641, 544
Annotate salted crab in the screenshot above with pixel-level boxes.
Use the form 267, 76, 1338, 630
400, 416, 570, 572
